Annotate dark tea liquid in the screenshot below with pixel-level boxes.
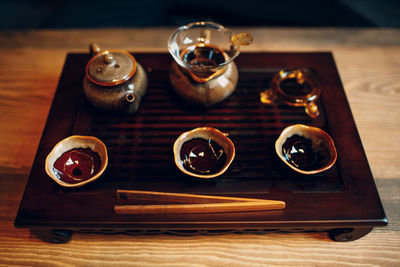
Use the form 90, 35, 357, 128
181, 44, 227, 67
53, 148, 101, 184
180, 138, 226, 175
282, 134, 329, 171
280, 78, 313, 97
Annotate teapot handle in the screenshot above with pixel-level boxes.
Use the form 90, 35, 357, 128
90, 43, 101, 56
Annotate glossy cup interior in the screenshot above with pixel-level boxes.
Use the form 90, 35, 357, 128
173, 127, 235, 178
275, 124, 337, 175
45, 135, 108, 187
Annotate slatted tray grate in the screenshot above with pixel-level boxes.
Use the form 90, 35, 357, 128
70, 68, 343, 194
15, 53, 387, 243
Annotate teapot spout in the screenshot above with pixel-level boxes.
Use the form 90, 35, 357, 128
125, 92, 140, 113
125, 92, 135, 103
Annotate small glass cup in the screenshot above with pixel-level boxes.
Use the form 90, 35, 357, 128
260, 69, 321, 118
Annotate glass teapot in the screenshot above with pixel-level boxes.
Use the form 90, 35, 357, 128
83, 43, 148, 113
168, 21, 252, 107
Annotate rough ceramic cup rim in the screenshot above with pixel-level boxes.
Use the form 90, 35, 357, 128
45, 135, 108, 187
275, 124, 337, 175
173, 127, 235, 179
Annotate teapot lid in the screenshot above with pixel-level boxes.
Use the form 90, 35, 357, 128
86, 50, 136, 86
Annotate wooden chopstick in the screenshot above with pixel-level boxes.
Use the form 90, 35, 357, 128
114, 200, 285, 215
116, 189, 277, 204
114, 189, 285, 214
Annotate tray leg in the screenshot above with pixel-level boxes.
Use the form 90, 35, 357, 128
329, 227, 373, 241
31, 229, 73, 244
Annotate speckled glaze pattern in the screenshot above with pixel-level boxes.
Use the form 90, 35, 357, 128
173, 127, 235, 179
83, 62, 147, 113
275, 124, 337, 175
169, 61, 238, 107
45, 135, 108, 188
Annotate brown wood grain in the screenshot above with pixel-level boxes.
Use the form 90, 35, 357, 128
115, 201, 286, 215
0, 28, 399, 266
116, 189, 282, 203
0, 179, 399, 266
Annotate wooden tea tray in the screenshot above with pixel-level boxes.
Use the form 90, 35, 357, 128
15, 52, 387, 243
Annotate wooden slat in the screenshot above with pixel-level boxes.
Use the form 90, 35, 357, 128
115, 201, 286, 215
116, 189, 279, 203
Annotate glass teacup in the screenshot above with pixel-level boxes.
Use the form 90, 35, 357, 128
260, 69, 321, 118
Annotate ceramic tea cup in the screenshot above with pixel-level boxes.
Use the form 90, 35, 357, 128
275, 124, 337, 175
173, 127, 235, 178
45, 135, 108, 187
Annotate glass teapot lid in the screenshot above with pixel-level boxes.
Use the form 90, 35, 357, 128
86, 44, 137, 86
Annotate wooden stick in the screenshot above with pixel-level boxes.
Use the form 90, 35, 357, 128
114, 201, 286, 215
116, 189, 278, 204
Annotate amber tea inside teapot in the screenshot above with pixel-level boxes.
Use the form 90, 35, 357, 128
83, 43, 148, 113
168, 22, 252, 107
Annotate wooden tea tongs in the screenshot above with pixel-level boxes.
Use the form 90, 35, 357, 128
114, 189, 286, 215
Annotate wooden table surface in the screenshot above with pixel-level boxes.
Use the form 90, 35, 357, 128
0, 27, 399, 266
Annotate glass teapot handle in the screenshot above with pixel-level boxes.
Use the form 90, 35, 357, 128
232, 32, 253, 46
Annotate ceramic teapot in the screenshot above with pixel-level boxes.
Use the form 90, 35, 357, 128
168, 22, 252, 107
83, 43, 148, 113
